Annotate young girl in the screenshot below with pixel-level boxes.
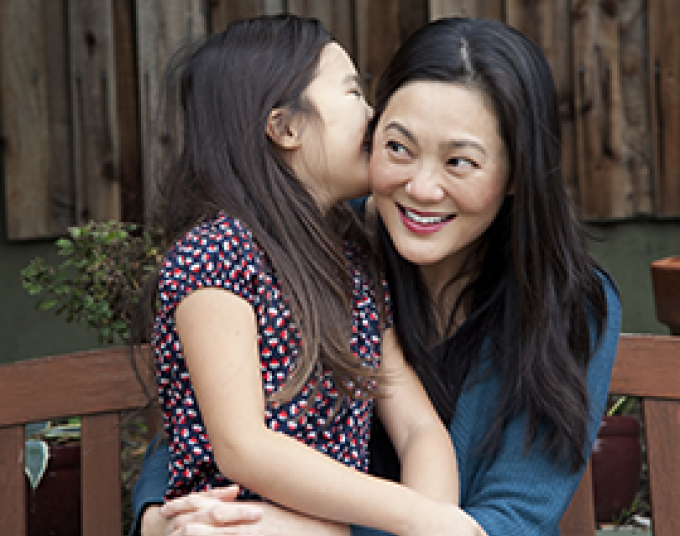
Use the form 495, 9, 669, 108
151, 14, 465, 536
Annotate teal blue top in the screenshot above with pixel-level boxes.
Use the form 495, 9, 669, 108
130, 274, 621, 536
354, 273, 621, 536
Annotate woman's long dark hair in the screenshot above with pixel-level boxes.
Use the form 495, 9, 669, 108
369, 17, 615, 471
145, 14, 379, 403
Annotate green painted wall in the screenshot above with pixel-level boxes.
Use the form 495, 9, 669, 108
1, 158, 103, 365
586, 221, 679, 335
1, 149, 678, 363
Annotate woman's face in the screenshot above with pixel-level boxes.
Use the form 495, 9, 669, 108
370, 81, 511, 287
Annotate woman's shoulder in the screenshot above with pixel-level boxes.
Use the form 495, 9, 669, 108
593, 268, 622, 337
587, 268, 622, 379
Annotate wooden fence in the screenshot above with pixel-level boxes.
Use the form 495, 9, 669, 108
1, 0, 679, 240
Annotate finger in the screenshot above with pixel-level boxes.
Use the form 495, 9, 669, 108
208, 503, 263, 525
161, 485, 238, 517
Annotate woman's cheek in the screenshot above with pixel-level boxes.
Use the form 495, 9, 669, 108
369, 151, 392, 194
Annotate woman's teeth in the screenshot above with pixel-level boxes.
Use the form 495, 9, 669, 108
402, 207, 452, 224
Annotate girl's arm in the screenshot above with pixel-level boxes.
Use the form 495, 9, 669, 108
376, 328, 459, 504
176, 288, 461, 536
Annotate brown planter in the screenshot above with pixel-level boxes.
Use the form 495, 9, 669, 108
591, 416, 642, 524
26, 442, 81, 536
650, 256, 680, 335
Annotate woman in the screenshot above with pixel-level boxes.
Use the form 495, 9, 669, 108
132, 17, 620, 536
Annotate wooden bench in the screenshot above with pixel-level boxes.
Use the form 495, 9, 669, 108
0, 346, 154, 536
560, 333, 680, 536
1, 335, 678, 535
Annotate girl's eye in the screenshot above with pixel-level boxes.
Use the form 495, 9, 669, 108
386, 140, 410, 158
349, 88, 364, 98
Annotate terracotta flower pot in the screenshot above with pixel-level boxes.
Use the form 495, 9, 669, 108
650, 256, 680, 335
591, 416, 642, 524
26, 442, 81, 536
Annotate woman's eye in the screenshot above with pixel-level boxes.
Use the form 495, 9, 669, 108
386, 140, 410, 157
448, 157, 475, 169
349, 88, 364, 98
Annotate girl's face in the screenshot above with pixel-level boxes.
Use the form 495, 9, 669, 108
293, 43, 373, 210
370, 81, 511, 289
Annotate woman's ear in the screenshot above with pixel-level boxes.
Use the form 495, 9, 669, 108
266, 108, 302, 150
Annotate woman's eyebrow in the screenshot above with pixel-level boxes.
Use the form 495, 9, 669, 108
385, 122, 417, 144
385, 121, 487, 156
443, 140, 487, 156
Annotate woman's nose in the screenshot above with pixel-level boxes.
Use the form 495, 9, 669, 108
405, 166, 445, 203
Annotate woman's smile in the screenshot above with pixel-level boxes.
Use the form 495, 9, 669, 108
397, 203, 456, 234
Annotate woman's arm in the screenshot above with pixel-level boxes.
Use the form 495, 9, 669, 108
129, 436, 170, 536
177, 288, 459, 536
377, 328, 459, 503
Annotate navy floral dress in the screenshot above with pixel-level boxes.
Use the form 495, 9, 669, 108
154, 213, 388, 500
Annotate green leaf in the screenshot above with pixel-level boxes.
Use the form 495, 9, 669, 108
25, 421, 51, 439
38, 299, 58, 311
25, 440, 49, 490
44, 424, 81, 442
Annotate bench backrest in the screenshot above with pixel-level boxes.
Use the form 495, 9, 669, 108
560, 333, 680, 536
0, 346, 153, 536
1, 335, 678, 535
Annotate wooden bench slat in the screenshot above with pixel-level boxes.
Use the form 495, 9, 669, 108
0, 425, 26, 536
82, 413, 123, 536
609, 334, 680, 398
643, 399, 680, 536
0, 346, 152, 427
558, 461, 596, 536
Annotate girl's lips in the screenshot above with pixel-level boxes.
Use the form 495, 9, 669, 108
397, 204, 455, 235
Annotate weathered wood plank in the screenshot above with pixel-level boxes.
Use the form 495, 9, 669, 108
429, 0, 478, 19
558, 461, 596, 536
571, 0, 632, 220
210, 0, 284, 32
1, 0, 72, 239
619, 0, 653, 216
506, 0, 578, 204
82, 413, 122, 536
0, 426, 26, 536
288, 0, 333, 31
0, 347, 151, 427
330, 0, 355, 58
68, 0, 121, 224
356, 0, 401, 101
44, 0, 76, 233
114, 0, 143, 223
136, 0, 207, 220
429, 0, 503, 20
649, 0, 680, 216
643, 399, 680, 536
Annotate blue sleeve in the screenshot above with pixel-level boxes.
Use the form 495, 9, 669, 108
466, 275, 622, 536
128, 434, 169, 536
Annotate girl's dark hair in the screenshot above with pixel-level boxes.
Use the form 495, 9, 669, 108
148, 14, 378, 403
369, 17, 615, 471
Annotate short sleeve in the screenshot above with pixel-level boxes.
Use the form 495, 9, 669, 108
157, 215, 261, 320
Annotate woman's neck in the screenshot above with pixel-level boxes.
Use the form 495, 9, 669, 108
419, 247, 481, 338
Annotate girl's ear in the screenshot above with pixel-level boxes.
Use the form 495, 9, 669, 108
266, 108, 302, 150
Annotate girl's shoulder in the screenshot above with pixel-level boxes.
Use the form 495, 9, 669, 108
167, 213, 257, 259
